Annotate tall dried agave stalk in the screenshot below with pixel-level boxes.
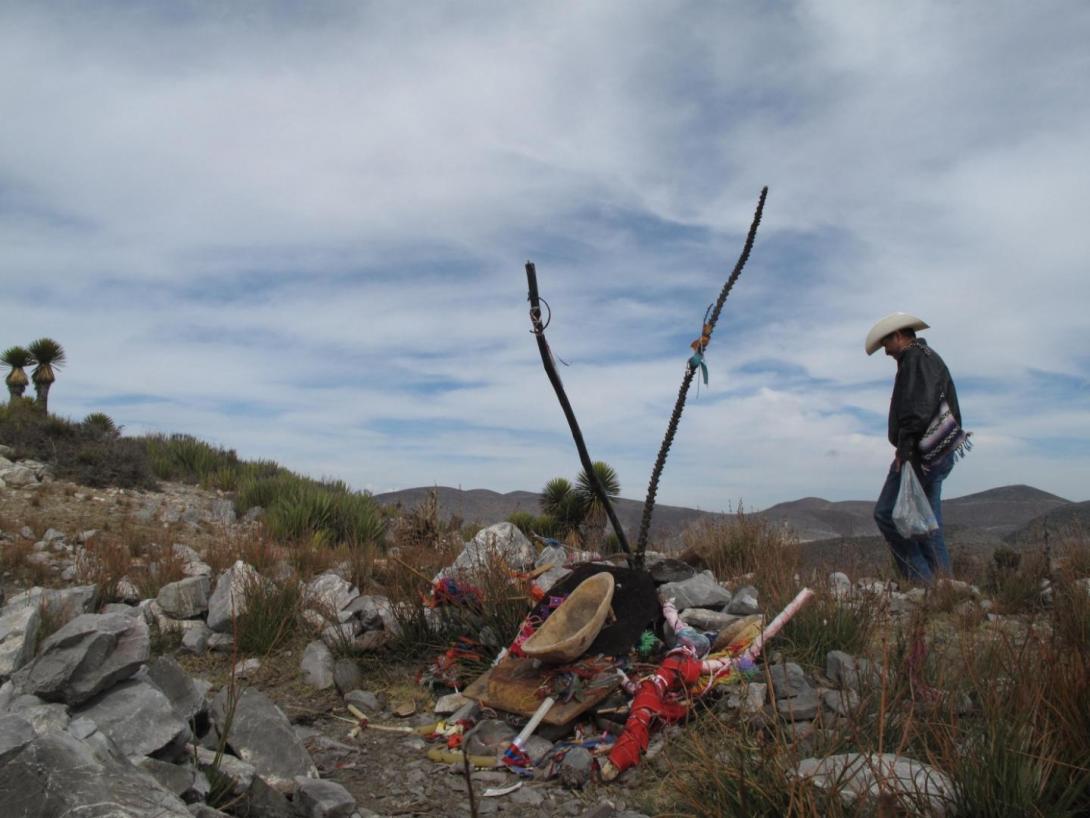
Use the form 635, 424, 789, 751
635, 187, 768, 565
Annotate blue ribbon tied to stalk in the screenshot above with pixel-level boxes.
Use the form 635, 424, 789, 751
689, 352, 708, 385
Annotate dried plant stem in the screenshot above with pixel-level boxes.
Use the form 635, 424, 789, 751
462, 746, 480, 818
636, 187, 768, 563
525, 261, 632, 558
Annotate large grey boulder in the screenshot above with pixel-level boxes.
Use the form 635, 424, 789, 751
137, 757, 209, 803
658, 570, 733, 610
438, 522, 535, 581
0, 590, 42, 679
769, 662, 812, 699
12, 611, 149, 705
294, 776, 358, 818
181, 622, 213, 655
777, 688, 822, 722
7, 693, 70, 733
342, 593, 399, 635
42, 584, 100, 619
341, 594, 385, 630
0, 464, 38, 487
726, 585, 760, 615
193, 745, 257, 794
796, 753, 956, 817
74, 677, 192, 758
0, 713, 36, 763
0, 730, 191, 817
679, 608, 739, 631
141, 655, 211, 724
305, 573, 358, 622
157, 575, 212, 619
210, 686, 318, 792
648, 557, 697, 584
207, 560, 260, 633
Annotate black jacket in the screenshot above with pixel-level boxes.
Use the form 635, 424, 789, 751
888, 338, 961, 463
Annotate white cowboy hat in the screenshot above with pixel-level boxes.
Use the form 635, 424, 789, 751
865, 312, 929, 355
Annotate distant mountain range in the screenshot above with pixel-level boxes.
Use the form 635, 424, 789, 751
373, 484, 1086, 563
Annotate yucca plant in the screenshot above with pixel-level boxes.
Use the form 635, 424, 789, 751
83, 411, 118, 438
540, 476, 585, 539
575, 460, 620, 550
26, 337, 65, 413
1, 345, 33, 405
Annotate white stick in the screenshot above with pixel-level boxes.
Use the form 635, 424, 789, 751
741, 587, 814, 662
702, 587, 815, 676
511, 696, 555, 749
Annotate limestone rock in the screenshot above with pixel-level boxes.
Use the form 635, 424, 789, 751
657, 570, 732, 610
210, 686, 318, 792
157, 576, 212, 619
726, 585, 760, 615
12, 611, 149, 705
294, 776, 358, 818
0, 590, 42, 680
306, 572, 359, 622
141, 655, 211, 724
679, 607, 739, 632
301, 640, 335, 690
332, 657, 362, 695
438, 522, 535, 581
206, 560, 260, 633
0, 731, 191, 818
768, 662, 812, 699
796, 752, 956, 817
0, 713, 36, 763
74, 677, 192, 758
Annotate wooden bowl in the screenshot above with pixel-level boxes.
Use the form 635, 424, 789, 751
521, 571, 615, 664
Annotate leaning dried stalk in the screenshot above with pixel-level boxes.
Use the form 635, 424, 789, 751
635, 187, 768, 564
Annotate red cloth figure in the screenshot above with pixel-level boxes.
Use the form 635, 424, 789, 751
603, 651, 703, 776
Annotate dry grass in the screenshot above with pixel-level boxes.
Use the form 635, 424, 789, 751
646, 538, 1090, 818
681, 508, 803, 609
75, 536, 189, 604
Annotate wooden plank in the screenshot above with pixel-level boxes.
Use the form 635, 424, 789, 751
461, 655, 618, 726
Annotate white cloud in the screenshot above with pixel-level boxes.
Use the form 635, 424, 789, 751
1, 2, 1087, 511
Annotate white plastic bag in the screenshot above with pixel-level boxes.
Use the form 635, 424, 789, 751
893, 465, 939, 539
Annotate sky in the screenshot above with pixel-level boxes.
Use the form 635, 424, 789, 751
1, 2, 1088, 511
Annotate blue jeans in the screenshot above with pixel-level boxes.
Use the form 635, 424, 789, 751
874, 455, 955, 583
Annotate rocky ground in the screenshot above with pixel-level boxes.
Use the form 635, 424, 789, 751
3, 448, 1087, 818
0, 451, 658, 817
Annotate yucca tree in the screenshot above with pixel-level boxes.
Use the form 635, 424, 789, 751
575, 461, 621, 550
1, 345, 33, 405
540, 477, 585, 539
26, 337, 65, 413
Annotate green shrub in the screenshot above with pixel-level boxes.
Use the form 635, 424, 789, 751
83, 412, 119, 437
240, 472, 385, 548
506, 511, 536, 537
0, 404, 156, 489
143, 433, 240, 482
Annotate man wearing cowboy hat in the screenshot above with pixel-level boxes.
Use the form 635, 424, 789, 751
866, 312, 970, 583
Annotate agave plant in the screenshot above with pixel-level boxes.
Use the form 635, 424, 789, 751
1, 345, 33, 404
26, 337, 66, 413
